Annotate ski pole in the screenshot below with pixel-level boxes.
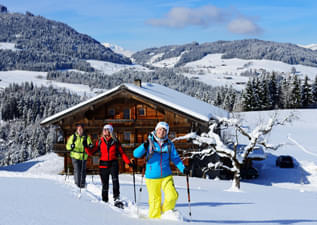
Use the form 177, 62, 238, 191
65, 153, 68, 182
186, 174, 192, 220
79, 149, 85, 193
137, 165, 145, 216
132, 160, 136, 204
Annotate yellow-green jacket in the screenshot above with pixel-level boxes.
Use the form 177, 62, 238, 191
66, 133, 93, 160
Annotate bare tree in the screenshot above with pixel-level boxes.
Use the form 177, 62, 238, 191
173, 112, 296, 190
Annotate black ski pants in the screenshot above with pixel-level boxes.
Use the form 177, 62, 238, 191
99, 160, 120, 202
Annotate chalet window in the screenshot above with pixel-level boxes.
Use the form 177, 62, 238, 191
108, 108, 115, 117
124, 132, 131, 142
123, 108, 130, 119
138, 107, 145, 116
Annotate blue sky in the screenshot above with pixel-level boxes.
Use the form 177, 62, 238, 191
2, 0, 317, 51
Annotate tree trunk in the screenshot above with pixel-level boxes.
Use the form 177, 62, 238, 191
233, 171, 240, 189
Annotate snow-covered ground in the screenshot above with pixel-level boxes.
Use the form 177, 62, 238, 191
0, 70, 101, 97
0, 42, 18, 51
1, 109, 317, 225
298, 43, 317, 51
145, 53, 317, 90
87, 60, 150, 75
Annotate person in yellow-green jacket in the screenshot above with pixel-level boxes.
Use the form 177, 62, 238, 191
66, 123, 93, 188
133, 122, 190, 218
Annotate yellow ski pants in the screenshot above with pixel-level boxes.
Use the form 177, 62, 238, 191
145, 175, 178, 218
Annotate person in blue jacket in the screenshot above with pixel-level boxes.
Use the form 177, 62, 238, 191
133, 121, 189, 218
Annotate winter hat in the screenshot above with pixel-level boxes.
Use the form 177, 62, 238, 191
103, 124, 113, 133
155, 121, 169, 134
76, 123, 84, 128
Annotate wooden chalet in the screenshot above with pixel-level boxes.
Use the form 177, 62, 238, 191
40, 80, 228, 175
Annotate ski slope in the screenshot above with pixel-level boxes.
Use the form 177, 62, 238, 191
1, 109, 317, 225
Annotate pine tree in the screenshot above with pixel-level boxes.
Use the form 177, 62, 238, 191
268, 73, 279, 108
242, 80, 254, 111
223, 86, 236, 112
301, 76, 312, 108
312, 75, 317, 105
289, 76, 302, 108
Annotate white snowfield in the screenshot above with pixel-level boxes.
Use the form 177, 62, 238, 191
0, 42, 18, 51
0, 70, 101, 97
1, 108, 317, 225
146, 53, 317, 90
87, 60, 150, 75
298, 43, 317, 51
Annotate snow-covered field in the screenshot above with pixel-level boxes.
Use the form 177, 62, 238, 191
0, 70, 100, 97
0, 42, 18, 51
298, 43, 317, 51
87, 60, 150, 75
1, 109, 317, 225
145, 53, 317, 90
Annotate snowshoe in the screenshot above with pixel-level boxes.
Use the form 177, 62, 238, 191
161, 209, 184, 221
114, 200, 124, 209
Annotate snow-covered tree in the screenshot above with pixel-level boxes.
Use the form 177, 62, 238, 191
312, 75, 317, 105
173, 113, 295, 190
301, 76, 313, 107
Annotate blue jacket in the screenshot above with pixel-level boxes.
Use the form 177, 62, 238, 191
133, 134, 185, 179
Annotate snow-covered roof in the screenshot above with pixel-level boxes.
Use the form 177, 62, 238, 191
41, 82, 228, 125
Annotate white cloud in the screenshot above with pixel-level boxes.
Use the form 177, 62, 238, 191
228, 17, 262, 35
147, 5, 227, 28
147, 5, 263, 35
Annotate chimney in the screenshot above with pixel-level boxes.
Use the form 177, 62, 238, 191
134, 79, 142, 87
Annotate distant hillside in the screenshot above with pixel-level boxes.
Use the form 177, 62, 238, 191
0, 8, 131, 71
132, 39, 317, 68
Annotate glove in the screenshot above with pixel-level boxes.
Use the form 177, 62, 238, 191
183, 166, 190, 176
83, 139, 88, 147
129, 161, 137, 171
71, 144, 75, 149
88, 143, 93, 149
143, 140, 149, 149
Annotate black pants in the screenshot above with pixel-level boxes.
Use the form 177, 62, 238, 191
71, 158, 86, 188
99, 160, 120, 202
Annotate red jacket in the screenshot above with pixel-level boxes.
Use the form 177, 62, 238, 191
86, 136, 130, 168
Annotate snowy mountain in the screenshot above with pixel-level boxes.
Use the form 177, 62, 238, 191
131, 39, 317, 89
1, 108, 317, 225
0, 6, 132, 72
298, 43, 317, 51
132, 39, 317, 68
103, 43, 134, 58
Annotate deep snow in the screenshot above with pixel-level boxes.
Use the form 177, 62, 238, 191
1, 109, 317, 225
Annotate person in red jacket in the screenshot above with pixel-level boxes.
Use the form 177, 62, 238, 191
86, 124, 135, 203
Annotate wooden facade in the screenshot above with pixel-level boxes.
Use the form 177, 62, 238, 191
41, 82, 219, 174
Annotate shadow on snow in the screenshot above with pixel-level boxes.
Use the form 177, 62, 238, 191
189, 219, 317, 224
0, 160, 43, 172
248, 153, 311, 186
